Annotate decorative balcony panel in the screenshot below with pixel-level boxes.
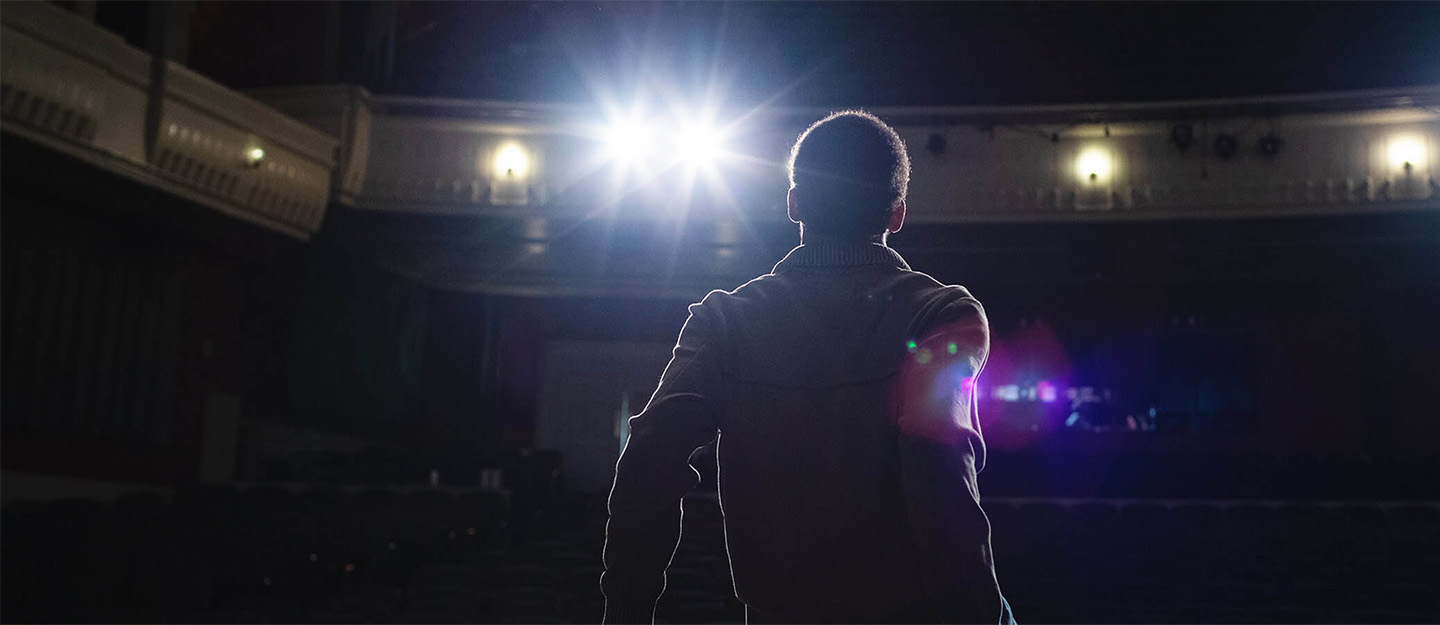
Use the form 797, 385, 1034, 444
246, 84, 372, 206
891, 105, 1438, 222
1, 2, 338, 240
156, 63, 336, 234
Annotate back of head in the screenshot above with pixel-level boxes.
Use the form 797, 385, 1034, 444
787, 111, 911, 239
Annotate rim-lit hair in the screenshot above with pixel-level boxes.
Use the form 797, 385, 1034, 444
787, 110, 911, 237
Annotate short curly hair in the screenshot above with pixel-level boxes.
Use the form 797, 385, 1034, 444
787, 110, 910, 238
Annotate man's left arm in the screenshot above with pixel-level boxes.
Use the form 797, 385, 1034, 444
602, 300, 723, 624
896, 291, 1006, 623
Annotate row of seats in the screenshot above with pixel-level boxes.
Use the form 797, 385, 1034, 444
3, 485, 1437, 623
980, 500, 1440, 624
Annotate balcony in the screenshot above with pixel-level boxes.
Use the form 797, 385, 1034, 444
3, 1, 1436, 239
1, 1, 337, 240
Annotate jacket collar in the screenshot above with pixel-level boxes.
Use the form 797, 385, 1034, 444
772, 242, 911, 273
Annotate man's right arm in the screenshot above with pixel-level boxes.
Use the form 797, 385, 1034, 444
895, 292, 1006, 623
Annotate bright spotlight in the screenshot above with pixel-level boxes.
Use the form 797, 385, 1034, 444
604, 120, 654, 166
677, 122, 725, 166
1075, 149, 1113, 182
1388, 135, 1428, 172
494, 143, 530, 178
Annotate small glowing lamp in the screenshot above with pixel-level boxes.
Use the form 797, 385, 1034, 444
245, 147, 265, 168
494, 143, 530, 178
1388, 136, 1427, 173
1076, 149, 1112, 182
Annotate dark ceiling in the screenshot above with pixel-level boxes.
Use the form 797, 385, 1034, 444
137, 1, 1440, 108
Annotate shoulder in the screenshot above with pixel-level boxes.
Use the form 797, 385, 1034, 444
900, 268, 977, 301
900, 273, 991, 373
687, 272, 785, 316
895, 269, 986, 330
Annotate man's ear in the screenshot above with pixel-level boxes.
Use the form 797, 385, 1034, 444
787, 187, 801, 224
886, 200, 906, 234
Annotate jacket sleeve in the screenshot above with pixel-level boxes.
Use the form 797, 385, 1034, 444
895, 290, 1006, 623
602, 298, 723, 624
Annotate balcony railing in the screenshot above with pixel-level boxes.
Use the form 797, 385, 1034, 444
259, 86, 1439, 224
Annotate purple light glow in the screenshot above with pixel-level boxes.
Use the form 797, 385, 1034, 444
1038, 380, 1058, 403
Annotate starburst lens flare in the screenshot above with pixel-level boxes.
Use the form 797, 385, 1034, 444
604, 119, 655, 167
678, 122, 725, 166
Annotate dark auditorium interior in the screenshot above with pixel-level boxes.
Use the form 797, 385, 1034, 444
3, 2, 1439, 624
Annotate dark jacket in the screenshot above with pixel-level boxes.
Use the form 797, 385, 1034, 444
602, 242, 1010, 624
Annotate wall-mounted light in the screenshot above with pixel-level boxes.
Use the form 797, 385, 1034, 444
1388, 136, 1427, 173
1074, 147, 1116, 211
489, 141, 534, 205
245, 146, 265, 168
1384, 134, 1431, 201
494, 143, 531, 178
1075, 148, 1113, 182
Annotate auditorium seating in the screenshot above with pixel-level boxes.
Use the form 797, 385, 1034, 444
2, 487, 1436, 623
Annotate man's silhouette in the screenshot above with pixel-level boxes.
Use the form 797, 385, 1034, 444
602, 111, 1014, 624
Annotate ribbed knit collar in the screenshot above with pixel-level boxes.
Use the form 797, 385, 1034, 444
772, 242, 911, 273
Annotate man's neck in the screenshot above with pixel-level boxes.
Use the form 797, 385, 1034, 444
800, 230, 888, 247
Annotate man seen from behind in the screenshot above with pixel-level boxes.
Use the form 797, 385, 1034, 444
602, 111, 1015, 624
